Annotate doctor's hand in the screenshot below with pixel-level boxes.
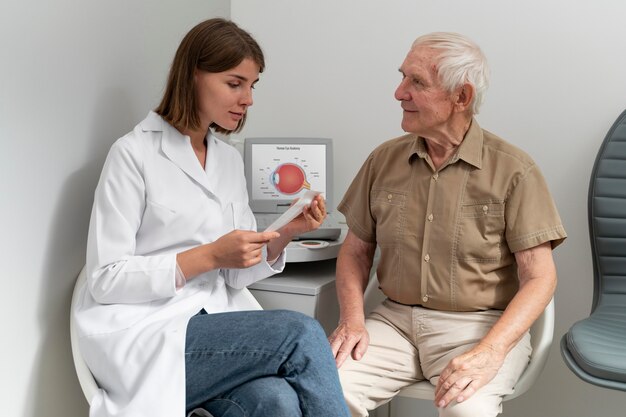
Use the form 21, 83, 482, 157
208, 230, 280, 269
328, 318, 369, 368
265, 196, 327, 265
178, 230, 280, 279
279, 195, 327, 238
434, 343, 505, 408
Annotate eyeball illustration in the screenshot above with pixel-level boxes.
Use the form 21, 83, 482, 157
270, 163, 311, 194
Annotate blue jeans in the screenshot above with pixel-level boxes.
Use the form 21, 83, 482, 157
185, 309, 350, 417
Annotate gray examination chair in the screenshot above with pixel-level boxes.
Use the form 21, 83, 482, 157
560, 109, 626, 391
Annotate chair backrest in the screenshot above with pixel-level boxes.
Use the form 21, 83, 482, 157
588, 109, 626, 312
70, 267, 99, 404
363, 275, 554, 401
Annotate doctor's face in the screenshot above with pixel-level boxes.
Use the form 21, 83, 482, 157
194, 58, 260, 132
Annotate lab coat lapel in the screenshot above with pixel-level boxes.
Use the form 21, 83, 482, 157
144, 113, 214, 195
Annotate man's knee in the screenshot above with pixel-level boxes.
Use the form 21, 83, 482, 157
341, 389, 369, 417
338, 359, 373, 417
438, 395, 502, 417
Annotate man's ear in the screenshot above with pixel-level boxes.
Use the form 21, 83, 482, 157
454, 83, 474, 112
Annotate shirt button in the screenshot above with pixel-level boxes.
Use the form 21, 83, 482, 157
427, 213, 434, 222
387, 194, 393, 201
424, 254, 430, 262
422, 295, 429, 302
432, 173, 439, 180
482, 205, 489, 213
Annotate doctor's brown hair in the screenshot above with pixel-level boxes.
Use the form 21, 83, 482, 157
155, 18, 265, 134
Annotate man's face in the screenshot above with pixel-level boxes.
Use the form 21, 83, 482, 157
394, 46, 457, 136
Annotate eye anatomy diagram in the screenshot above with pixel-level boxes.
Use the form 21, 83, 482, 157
251, 144, 326, 200
271, 163, 311, 194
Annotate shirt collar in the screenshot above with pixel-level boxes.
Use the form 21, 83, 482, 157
407, 118, 483, 169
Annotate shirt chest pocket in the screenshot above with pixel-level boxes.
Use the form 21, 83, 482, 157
371, 189, 407, 244
458, 202, 505, 262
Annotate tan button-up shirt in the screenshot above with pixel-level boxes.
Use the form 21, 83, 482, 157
338, 119, 566, 311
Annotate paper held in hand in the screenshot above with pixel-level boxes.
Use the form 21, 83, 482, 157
264, 190, 322, 232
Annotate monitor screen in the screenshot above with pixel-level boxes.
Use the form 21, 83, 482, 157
244, 137, 333, 213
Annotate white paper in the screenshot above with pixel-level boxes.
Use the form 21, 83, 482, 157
264, 190, 322, 232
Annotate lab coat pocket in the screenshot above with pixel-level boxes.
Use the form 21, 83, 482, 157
140, 198, 200, 251
144, 198, 179, 227
232, 201, 256, 231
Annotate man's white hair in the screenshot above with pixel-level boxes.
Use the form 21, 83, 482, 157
412, 32, 490, 115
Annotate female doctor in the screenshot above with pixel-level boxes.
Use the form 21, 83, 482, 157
73, 18, 350, 417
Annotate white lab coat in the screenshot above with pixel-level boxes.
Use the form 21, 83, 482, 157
73, 111, 285, 417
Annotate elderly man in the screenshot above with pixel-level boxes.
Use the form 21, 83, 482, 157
329, 32, 566, 417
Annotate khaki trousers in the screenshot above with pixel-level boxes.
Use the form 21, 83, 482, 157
339, 299, 532, 417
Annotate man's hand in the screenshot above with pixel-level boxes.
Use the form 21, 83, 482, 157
177, 229, 281, 280
434, 343, 505, 408
433, 242, 557, 408
328, 319, 370, 368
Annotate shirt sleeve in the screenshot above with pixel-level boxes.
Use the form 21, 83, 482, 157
175, 262, 186, 290
504, 163, 567, 252
86, 138, 178, 304
337, 153, 378, 243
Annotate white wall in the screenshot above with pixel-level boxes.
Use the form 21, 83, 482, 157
3, 1, 625, 415
231, 0, 626, 416
0, 1, 230, 415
